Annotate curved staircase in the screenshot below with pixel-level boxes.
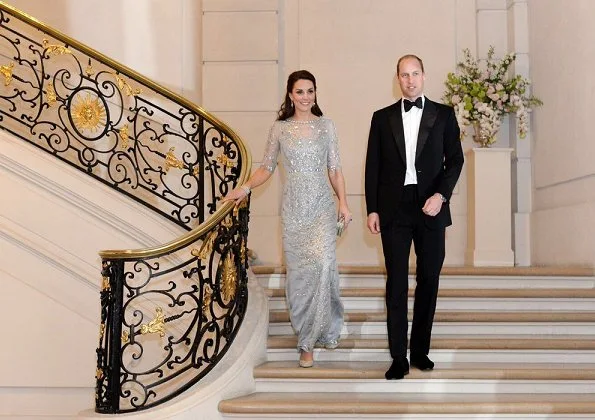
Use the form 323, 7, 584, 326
0, 3, 260, 417
219, 265, 595, 419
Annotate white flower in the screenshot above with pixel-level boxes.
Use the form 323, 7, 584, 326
442, 46, 542, 142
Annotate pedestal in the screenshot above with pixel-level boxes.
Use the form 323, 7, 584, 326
465, 148, 515, 266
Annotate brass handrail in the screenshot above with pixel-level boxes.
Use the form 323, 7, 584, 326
98, 201, 238, 260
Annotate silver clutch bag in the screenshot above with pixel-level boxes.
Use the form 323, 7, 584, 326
336, 215, 345, 237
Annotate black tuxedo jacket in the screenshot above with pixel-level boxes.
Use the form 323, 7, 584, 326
365, 98, 464, 229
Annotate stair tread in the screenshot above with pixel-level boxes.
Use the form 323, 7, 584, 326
269, 309, 595, 323
253, 265, 595, 277
219, 392, 595, 414
267, 287, 595, 298
255, 361, 595, 379
268, 334, 595, 349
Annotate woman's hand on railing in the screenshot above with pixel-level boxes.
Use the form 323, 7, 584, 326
222, 186, 250, 205
221, 167, 273, 205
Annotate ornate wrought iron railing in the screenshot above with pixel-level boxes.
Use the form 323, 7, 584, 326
96, 201, 250, 413
0, 2, 246, 228
0, 2, 252, 413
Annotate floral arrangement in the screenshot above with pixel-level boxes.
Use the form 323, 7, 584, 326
442, 46, 542, 146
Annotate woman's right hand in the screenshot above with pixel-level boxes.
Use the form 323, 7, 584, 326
221, 187, 249, 205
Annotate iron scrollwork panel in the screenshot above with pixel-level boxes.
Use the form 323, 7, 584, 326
0, 10, 243, 229
95, 202, 250, 413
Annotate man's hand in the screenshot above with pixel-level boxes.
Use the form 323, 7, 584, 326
422, 194, 444, 217
367, 212, 381, 234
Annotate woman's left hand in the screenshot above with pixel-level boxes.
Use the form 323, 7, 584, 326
338, 204, 353, 229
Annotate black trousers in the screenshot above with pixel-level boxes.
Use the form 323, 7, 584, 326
380, 185, 445, 359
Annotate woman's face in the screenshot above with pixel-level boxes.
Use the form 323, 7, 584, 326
289, 79, 316, 114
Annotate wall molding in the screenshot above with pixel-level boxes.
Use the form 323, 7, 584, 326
535, 172, 595, 190
0, 213, 98, 290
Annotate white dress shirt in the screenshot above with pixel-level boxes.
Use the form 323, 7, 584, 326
401, 95, 425, 185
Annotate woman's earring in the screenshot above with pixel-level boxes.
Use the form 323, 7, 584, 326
290, 101, 294, 108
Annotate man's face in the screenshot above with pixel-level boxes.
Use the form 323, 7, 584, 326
397, 57, 425, 100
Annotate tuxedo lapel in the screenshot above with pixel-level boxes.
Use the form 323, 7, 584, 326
415, 99, 438, 162
388, 101, 406, 165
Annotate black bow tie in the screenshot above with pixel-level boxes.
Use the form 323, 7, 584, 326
404, 97, 423, 112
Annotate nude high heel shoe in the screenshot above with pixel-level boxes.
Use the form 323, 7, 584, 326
299, 350, 314, 368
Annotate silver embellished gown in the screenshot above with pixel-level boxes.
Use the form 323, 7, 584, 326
261, 117, 344, 352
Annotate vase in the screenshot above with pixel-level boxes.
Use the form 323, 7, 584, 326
472, 123, 495, 148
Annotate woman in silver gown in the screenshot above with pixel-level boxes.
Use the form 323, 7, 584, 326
224, 70, 352, 367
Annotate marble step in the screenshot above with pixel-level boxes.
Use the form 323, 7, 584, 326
267, 294, 595, 311
219, 392, 595, 418
254, 265, 595, 290
268, 334, 595, 351
253, 265, 595, 277
270, 310, 595, 323
255, 361, 595, 380
266, 287, 595, 298
266, 347, 595, 364
266, 334, 595, 364
268, 310, 595, 336
253, 361, 595, 393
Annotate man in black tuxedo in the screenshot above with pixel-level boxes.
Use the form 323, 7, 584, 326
365, 54, 464, 380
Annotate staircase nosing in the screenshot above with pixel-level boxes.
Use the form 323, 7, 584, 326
267, 335, 595, 350
219, 392, 595, 415
266, 287, 595, 298
253, 265, 595, 277
268, 310, 595, 323
254, 365, 595, 380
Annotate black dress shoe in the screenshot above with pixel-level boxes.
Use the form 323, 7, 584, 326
410, 354, 435, 371
385, 356, 410, 380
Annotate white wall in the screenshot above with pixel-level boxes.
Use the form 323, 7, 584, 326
294, 0, 471, 266
528, 0, 595, 267
201, 0, 482, 266
8, 0, 202, 103
200, 0, 283, 265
